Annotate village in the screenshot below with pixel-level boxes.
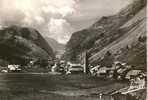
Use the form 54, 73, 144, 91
0, 0, 146, 99
0, 57, 146, 99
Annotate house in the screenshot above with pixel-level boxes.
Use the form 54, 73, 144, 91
8, 65, 21, 72
97, 66, 112, 77
0, 67, 8, 73
128, 72, 146, 90
125, 70, 141, 80
90, 65, 100, 76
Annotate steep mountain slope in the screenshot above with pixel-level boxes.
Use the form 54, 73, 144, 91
0, 26, 54, 65
45, 37, 65, 55
90, 7, 146, 67
65, 0, 146, 68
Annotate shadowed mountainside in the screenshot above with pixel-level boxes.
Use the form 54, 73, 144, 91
0, 26, 54, 65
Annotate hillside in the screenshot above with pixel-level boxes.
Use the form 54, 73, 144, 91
65, 0, 146, 69
90, 7, 146, 68
45, 37, 65, 55
0, 26, 54, 65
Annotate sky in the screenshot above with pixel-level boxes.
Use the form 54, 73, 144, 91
0, 0, 132, 44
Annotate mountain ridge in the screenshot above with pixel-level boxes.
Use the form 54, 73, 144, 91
64, 0, 146, 68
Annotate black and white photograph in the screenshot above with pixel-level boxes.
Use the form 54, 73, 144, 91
0, 0, 146, 100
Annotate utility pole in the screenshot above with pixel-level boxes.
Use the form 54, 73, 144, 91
83, 51, 89, 74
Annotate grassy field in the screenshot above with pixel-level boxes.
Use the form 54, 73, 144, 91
0, 73, 128, 100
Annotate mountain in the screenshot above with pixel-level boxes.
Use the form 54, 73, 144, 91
45, 37, 65, 55
0, 26, 54, 65
65, 0, 146, 69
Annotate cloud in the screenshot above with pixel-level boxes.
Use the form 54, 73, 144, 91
0, 0, 78, 44
48, 18, 74, 44
0, 0, 132, 44
41, 0, 76, 17
66, 0, 132, 31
